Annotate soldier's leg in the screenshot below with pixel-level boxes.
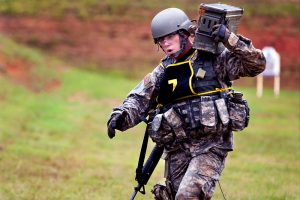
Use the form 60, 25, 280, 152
152, 147, 191, 199
175, 147, 228, 200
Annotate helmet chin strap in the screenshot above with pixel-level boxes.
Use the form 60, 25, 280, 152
158, 31, 188, 59
171, 31, 187, 59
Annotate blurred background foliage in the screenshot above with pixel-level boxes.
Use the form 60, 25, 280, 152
0, 0, 299, 18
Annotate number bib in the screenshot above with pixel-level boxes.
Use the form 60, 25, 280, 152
158, 61, 196, 105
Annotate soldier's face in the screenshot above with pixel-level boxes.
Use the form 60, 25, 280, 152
158, 33, 181, 57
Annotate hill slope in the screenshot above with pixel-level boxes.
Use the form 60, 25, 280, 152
0, 1, 299, 90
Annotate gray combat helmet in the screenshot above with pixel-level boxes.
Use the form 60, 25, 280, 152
151, 8, 192, 42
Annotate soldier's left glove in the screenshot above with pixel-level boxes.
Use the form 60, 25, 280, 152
211, 24, 231, 44
107, 111, 126, 139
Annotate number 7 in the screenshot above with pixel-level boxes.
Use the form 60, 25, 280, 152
168, 79, 177, 92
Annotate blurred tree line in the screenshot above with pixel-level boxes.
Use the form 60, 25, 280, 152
0, 0, 299, 19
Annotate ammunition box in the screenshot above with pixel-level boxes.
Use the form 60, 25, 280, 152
193, 3, 243, 54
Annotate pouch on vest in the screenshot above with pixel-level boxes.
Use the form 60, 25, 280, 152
163, 107, 187, 142
215, 98, 229, 125
170, 96, 221, 135
200, 96, 217, 134
149, 114, 175, 146
228, 92, 250, 131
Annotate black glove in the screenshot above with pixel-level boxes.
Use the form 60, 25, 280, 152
211, 24, 231, 43
107, 112, 126, 139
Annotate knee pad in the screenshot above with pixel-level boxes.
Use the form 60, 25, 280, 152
175, 176, 216, 200
152, 184, 173, 200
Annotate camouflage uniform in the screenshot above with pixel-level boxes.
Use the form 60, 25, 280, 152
109, 34, 265, 199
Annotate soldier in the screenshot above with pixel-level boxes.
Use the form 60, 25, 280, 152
107, 7, 266, 200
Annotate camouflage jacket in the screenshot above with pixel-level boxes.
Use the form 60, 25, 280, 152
110, 34, 266, 155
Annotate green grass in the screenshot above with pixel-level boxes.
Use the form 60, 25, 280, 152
0, 35, 299, 200
216, 87, 300, 200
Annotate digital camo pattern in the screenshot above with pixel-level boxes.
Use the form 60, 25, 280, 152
149, 117, 174, 146
165, 96, 217, 131
108, 34, 265, 199
163, 108, 187, 141
200, 99, 216, 127
169, 96, 226, 138
214, 34, 266, 82
152, 184, 173, 200
165, 148, 191, 193
228, 100, 248, 131
152, 114, 163, 132
171, 100, 200, 129
175, 149, 227, 200
215, 98, 230, 125
109, 34, 265, 134
164, 147, 227, 199
110, 64, 165, 130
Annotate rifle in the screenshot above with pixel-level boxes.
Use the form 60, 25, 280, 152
130, 145, 164, 200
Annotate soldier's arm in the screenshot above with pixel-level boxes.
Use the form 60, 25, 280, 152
110, 65, 165, 131
217, 33, 266, 81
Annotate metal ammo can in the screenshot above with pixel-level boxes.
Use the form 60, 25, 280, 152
193, 3, 244, 54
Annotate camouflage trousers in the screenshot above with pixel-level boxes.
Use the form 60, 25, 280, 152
164, 146, 228, 200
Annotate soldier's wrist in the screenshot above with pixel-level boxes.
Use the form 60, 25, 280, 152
225, 32, 239, 49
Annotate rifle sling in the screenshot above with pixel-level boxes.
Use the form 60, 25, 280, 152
135, 117, 149, 183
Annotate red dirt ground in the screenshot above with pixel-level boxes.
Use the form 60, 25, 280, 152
0, 51, 61, 92
0, 15, 299, 91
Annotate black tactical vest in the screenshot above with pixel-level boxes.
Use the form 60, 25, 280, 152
157, 50, 221, 105
192, 51, 221, 93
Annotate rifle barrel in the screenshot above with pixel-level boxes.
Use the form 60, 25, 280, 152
130, 190, 138, 200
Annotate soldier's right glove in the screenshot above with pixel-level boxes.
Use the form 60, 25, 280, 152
211, 24, 231, 44
212, 24, 239, 49
107, 111, 126, 139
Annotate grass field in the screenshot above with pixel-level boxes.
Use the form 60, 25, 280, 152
0, 35, 299, 200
